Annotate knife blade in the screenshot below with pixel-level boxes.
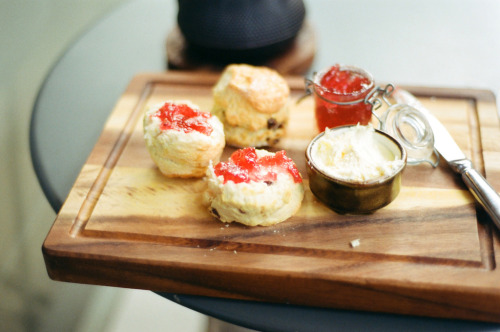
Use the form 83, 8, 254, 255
393, 88, 500, 231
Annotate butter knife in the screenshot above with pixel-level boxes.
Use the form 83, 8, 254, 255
393, 88, 500, 231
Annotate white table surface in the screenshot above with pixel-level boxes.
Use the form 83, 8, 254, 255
30, 0, 500, 330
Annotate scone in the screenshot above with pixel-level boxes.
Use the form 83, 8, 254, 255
143, 100, 225, 177
212, 64, 290, 147
205, 147, 304, 226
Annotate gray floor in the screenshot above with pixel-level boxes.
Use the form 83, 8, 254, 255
0, 1, 209, 331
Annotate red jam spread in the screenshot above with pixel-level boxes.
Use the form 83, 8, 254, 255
314, 65, 373, 132
153, 102, 213, 135
214, 147, 302, 184
320, 65, 371, 94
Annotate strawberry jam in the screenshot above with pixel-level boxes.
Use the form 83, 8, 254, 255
313, 65, 374, 132
214, 147, 302, 184
152, 102, 213, 135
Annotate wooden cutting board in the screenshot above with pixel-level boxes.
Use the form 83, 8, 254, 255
42, 72, 500, 323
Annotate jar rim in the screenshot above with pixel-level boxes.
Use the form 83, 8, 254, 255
312, 64, 375, 98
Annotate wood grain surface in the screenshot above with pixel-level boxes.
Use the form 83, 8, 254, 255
42, 72, 500, 322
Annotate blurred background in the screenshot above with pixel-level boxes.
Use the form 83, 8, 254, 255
0, 1, 210, 331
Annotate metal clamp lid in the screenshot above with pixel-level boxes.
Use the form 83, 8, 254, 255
369, 86, 439, 167
379, 104, 439, 167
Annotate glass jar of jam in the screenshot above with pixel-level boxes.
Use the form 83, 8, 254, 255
309, 64, 375, 132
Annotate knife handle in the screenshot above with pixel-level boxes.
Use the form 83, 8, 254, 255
451, 159, 500, 231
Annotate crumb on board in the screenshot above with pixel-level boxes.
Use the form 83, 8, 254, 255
350, 238, 360, 248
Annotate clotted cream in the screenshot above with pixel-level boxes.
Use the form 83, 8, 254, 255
310, 125, 404, 182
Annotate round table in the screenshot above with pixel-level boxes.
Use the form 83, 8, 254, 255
30, 0, 500, 330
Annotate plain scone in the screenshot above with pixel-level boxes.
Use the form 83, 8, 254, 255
143, 100, 225, 178
212, 64, 290, 147
205, 149, 304, 227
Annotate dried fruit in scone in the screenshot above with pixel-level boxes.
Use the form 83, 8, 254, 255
205, 147, 304, 226
143, 100, 225, 178
212, 64, 290, 148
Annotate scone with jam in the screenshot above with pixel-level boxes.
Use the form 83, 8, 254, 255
143, 100, 225, 178
205, 147, 304, 226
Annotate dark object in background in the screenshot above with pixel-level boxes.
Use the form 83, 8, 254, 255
176, 0, 306, 62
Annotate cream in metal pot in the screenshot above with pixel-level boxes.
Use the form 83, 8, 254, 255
310, 125, 404, 182
306, 125, 407, 214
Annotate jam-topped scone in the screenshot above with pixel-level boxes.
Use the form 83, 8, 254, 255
211, 64, 290, 148
143, 100, 225, 177
205, 147, 304, 226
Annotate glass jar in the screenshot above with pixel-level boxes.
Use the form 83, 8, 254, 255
380, 103, 439, 167
309, 64, 375, 132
